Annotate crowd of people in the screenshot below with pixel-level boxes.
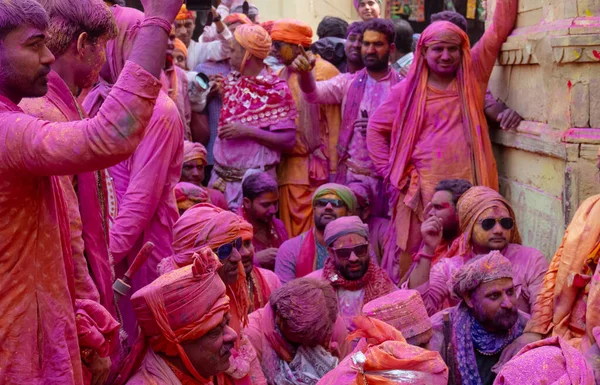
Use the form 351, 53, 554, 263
1, 0, 600, 384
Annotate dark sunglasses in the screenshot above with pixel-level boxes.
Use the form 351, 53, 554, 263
315, 198, 345, 209
478, 217, 514, 231
214, 237, 242, 260
332, 243, 369, 260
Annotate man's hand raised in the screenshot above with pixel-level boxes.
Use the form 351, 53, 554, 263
290, 45, 316, 73
141, 0, 183, 21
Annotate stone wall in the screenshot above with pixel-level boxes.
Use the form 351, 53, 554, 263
488, 0, 600, 258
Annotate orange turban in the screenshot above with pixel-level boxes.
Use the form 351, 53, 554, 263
176, 4, 195, 21
234, 24, 272, 60
224, 13, 253, 27
271, 19, 313, 48
131, 256, 229, 383
239, 218, 253, 242
183, 140, 207, 164
173, 38, 188, 59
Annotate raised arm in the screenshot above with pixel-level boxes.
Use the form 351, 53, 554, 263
471, 0, 518, 84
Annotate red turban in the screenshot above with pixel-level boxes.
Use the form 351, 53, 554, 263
271, 19, 313, 48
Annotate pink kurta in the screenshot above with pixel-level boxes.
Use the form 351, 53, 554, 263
125, 350, 182, 385
0, 61, 161, 384
404, 243, 549, 316
166, 65, 192, 141
303, 69, 399, 217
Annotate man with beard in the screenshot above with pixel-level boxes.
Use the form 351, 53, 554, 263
293, 18, 401, 218
406, 186, 548, 316
343, 21, 365, 74
274, 183, 357, 284
306, 216, 397, 332
429, 251, 528, 385
240, 171, 289, 270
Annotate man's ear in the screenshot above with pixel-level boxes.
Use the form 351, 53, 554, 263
76, 32, 90, 57
389, 42, 396, 55
242, 197, 251, 209
463, 291, 475, 309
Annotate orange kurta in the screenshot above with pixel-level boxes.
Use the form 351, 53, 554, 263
525, 195, 600, 353
277, 58, 341, 237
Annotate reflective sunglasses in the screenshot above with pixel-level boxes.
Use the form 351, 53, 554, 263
314, 198, 345, 209
214, 237, 243, 260
478, 217, 514, 231
332, 243, 369, 260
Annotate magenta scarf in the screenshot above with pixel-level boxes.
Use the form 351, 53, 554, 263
336, 68, 401, 183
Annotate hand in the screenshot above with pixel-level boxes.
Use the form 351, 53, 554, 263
353, 118, 369, 136
209, 75, 225, 97
290, 45, 316, 73
420, 215, 443, 255
255, 248, 278, 270
492, 332, 542, 373
87, 352, 111, 385
497, 108, 522, 130
141, 0, 183, 22
399, 66, 410, 78
219, 122, 252, 140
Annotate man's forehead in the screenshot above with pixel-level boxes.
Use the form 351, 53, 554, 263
363, 30, 386, 42
6, 25, 46, 43
432, 190, 453, 203
479, 277, 514, 294
479, 205, 510, 217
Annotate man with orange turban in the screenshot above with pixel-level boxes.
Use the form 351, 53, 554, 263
159, 203, 279, 384
174, 4, 232, 70
317, 317, 448, 385
271, 19, 342, 238
181, 141, 228, 210
115, 256, 238, 385
405, 186, 548, 316
209, 24, 298, 211
366, 0, 518, 283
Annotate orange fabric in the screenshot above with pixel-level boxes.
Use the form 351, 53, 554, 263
176, 4, 195, 21
234, 24, 272, 60
271, 19, 313, 48
174, 38, 188, 59
277, 57, 341, 237
224, 13, 253, 26
526, 195, 600, 352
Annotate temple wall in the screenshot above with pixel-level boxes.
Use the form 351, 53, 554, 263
488, 0, 600, 259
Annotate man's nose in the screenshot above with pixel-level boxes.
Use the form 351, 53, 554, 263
348, 251, 359, 262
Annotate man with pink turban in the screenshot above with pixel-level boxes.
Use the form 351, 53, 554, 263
405, 186, 548, 316
367, 0, 517, 284
494, 336, 595, 385
245, 277, 351, 385
114, 256, 238, 385
317, 316, 448, 385
159, 203, 274, 385
429, 251, 529, 385
83, 5, 184, 346
181, 141, 228, 210
209, 24, 297, 211
306, 216, 397, 332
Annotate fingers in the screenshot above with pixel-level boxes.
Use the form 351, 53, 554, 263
424, 202, 433, 217
299, 44, 309, 59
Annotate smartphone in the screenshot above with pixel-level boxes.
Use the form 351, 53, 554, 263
186, 0, 212, 11
361, 110, 369, 119
195, 73, 210, 91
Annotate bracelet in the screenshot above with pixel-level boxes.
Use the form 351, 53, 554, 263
140, 16, 172, 35
412, 249, 435, 263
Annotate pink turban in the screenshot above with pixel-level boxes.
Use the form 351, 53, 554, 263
183, 140, 208, 165
324, 216, 369, 247
234, 24, 272, 60
347, 182, 371, 208
174, 182, 209, 212
451, 250, 514, 299
318, 317, 448, 385
224, 13, 253, 26
494, 336, 594, 385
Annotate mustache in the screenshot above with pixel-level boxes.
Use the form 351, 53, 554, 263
220, 342, 234, 356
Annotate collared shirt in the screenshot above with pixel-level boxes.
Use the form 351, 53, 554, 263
392, 52, 414, 72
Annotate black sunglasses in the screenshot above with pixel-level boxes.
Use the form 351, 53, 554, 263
315, 198, 345, 209
214, 237, 243, 260
478, 217, 514, 231
332, 243, 369, 260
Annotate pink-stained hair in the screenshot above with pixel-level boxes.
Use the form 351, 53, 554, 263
36, 0, 118, 57
0, 0, 48, 39
270, 278, 338, 347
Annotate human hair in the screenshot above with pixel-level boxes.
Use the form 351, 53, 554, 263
392, 18, 413, 54
431, 11, 468, 33
363, 18, 395, 45
346, 21, 365, 38
316, 16, 348, 39
37, 0, 118, 57
241, 171, 278, 201
231, 3, 259, 23
435, 179, 473, 206
270, 278, 338, 347
0, 0, 48, 40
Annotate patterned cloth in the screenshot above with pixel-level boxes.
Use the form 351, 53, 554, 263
174, 182, 210, 212
451, 250, 514, 299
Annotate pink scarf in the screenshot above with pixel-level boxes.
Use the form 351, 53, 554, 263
295, 228, 317, 278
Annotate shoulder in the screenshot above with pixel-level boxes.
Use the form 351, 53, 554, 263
155, 91, 184, 125
278, 233, 305, 253
305, 269, 324, 280
314, 58, 340, 81
505, 244, 547, 263
257, 267, 282, 288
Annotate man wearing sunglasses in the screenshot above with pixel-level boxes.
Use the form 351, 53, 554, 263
275, 183, 358, 284
306, 216, 397, 332
406, 186, 548, 317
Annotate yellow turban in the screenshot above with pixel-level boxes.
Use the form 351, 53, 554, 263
271, 19, 313, 48
234, 24, 272, 60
